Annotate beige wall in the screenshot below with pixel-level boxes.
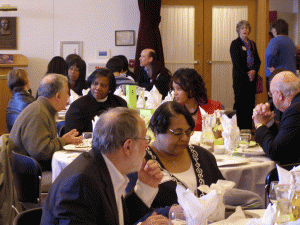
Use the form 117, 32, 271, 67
0, 0, 140, 95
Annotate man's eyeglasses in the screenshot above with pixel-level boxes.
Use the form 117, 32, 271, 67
169, 129, 194, 138
134, 135, 152, 144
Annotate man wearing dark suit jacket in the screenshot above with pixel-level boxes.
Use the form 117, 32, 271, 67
41, 107, 170, 225
253, 71, 300, 165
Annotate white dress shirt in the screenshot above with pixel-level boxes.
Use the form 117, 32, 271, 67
102, 154, 158, 225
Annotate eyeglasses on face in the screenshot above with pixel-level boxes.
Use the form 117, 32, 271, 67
169, 129, 194, 138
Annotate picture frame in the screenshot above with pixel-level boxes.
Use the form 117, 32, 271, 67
0, 17, 17, 49
115, 30, 135, 46
60, 41, 83, 59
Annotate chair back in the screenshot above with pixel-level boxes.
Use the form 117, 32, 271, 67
56, 120, 65, 137
265, 163, 300, 207
13, 207, 42, 225
12, 151, 42, 205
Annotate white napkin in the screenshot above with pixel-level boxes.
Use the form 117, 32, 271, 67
176, 184, 218, 225
198, 180, 235, 222
145, 86, 162, 110
82, 88, 90, 96
210, 206, 249, 225
92, 115, 100, 131
69, 89, 80, 104
245, 203, 276, 225
221, 115, 240, 152
277, 164, 300, 185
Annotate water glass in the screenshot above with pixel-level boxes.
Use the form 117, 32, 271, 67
274, 184, 294, 224
239, 134, 250, 154
82, 132, 93, 147
240, 129, 251, 141
169, 204, 187, 225
269, 181, 278, 205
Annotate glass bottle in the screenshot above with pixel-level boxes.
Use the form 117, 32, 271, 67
201, 114, 215, 153
291, 171, 300, 221
213, 110, 225, 142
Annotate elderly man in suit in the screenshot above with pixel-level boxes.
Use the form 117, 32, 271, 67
253, 71, 300, 165
41, 107, 170, 224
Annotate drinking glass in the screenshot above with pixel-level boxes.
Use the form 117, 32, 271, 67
240, 129, 251, 141
169, 204, 187, 225
82, 132, 93, 147
239, 133, 250, 155
269, 181, 279, 205
274, 184, 294, 224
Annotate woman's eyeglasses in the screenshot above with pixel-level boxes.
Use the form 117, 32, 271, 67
169, 129, 194, 138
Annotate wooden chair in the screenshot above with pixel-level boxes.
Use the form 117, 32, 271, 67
12, 207, 42, 225
12, 151, 42, 210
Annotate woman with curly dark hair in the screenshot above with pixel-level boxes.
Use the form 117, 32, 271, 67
171, 68, 222, 131
67, 58, 88, 95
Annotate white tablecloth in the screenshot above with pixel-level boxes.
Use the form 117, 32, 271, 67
52, 150, 81, 182
218, 155, 275, 205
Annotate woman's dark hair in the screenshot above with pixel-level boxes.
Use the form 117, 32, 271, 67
87, 68, 117, 94
46, 56, 68, 75
272, 19, 288, 35
7, 69, 29, 92
115, 55, 129, 72
149, 101, 195, 134
65, 54, 81, 64
106, 57, 123, 73
171, 68, 208, 105
67, 58, 87, 95
151, 60, 171, 83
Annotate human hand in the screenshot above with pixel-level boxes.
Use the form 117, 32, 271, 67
141, 212, 171, 225
247, 70, 256, 82
62, 129, 82, 145
267, 67, 275, 73
138, 159, 163, 188
252, 103, 274, 126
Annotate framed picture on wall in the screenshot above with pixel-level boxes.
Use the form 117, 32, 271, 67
60, 41, 83, 59
0, 17, 17, 49
115, 30, 135, 46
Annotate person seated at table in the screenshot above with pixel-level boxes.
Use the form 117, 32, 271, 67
172, 68, 223, 131
65, 68, 128, 135
137, 49, 171, 99
41, 107, 171, 224
67, 57, 88, 96
115, 54, 136, 81
106, 56, 136, 89
127, 101, 263, 209
6, 69, 35, 132
9, 74, 82, 171
253, 71, 300, 165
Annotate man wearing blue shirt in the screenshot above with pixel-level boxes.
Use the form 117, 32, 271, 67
265, 19, 296, 94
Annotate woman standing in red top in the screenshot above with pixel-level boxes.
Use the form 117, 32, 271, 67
171, 68, 223, 131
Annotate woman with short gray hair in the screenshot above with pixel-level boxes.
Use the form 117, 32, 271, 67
230, 20, 261, 130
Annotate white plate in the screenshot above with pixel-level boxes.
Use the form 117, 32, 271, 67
64, 144, 91, 152
215, 155, 249, 167
235, 146, 265, 156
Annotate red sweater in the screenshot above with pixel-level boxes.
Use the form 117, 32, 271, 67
193, 99, 223, 131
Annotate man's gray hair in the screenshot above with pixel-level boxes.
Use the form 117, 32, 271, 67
93, 107, 141, 155
38, 74, 68, 98
274, 72, 300, 96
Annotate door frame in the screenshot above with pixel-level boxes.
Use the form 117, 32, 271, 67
161, 0, 269, 104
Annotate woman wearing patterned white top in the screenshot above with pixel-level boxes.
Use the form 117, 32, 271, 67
127, 101, 224, 209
